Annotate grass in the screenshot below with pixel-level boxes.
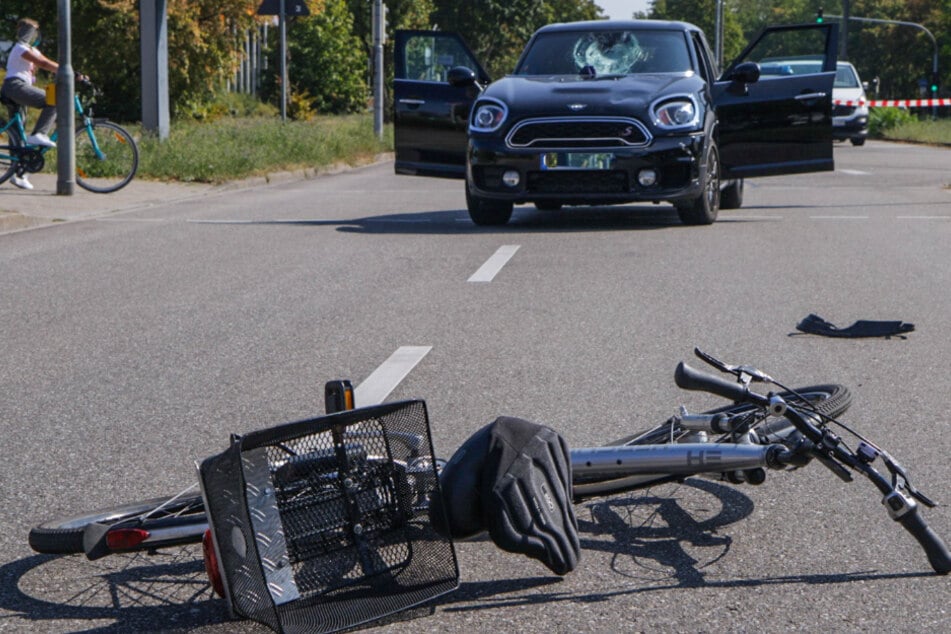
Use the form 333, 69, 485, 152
879, 118, 951, 146
133, 115, 394, 183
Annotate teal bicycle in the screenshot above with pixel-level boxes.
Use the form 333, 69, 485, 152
0, 81, 139, 193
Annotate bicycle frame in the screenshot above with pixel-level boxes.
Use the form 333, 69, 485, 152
1, 93, 106, 164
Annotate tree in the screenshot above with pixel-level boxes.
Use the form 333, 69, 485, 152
261, 0, 368, 116
649, 0, 745, 64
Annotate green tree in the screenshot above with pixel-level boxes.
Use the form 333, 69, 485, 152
649, 0, 744, 64
261, 0, 368, 115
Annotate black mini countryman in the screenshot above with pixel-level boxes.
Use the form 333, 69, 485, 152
394, 20, 838, 226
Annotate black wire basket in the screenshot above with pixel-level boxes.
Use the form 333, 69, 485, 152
198, 400, 458, 633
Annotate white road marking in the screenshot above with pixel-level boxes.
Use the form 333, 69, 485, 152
809, 215, 869, 220
897, 216, 950, 220
468, 245, 520, 282
839, 169, 871, 176
355, 346, 432, 406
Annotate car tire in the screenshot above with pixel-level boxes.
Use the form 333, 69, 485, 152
466, 182, 514, 226
675, 141, 720, 225
850, 137, 866, 147
720, 179, 744, 210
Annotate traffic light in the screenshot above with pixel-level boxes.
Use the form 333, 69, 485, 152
931, 71, 939, 95
816, 8, 824, 23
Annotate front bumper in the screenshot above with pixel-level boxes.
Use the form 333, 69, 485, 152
466, 133, 706, 205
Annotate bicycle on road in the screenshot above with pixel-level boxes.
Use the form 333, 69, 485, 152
0, 80, 139, 193
26, 349, 951, 631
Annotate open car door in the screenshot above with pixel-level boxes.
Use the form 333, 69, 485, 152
393, 31, 489, 178
715, 23, 838, 179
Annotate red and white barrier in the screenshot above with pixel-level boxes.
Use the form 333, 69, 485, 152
834, 98, 951, 108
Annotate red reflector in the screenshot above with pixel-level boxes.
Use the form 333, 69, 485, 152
203, 529, 225, 598
105, 528, 150, 550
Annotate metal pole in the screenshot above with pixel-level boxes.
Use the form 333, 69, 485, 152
373, 0, 385, 139
280, 0, 287, 121
714, 0, 723, 66
56, 0, 75, 195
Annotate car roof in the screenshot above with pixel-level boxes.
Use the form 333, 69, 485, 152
535, 19, 700, 34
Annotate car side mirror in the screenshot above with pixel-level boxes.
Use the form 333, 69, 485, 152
447, 66, 478, 88
724, 61, 761, 95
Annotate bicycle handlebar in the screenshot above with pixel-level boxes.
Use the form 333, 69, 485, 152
676, 357, 951, 575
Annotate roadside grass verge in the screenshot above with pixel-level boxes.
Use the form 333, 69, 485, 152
879, 118, 951, 146
134, 115, 393, 183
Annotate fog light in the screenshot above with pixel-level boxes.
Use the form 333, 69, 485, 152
502, 170, 520, 187
638, 169, 658, 187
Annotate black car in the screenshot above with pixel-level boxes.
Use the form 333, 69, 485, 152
394, 20, 838, 226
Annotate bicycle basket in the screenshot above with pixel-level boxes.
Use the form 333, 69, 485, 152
198, 400, 459, 634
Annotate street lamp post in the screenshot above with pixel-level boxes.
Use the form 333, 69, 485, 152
56, 0, 75, 195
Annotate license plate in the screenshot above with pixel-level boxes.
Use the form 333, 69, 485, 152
541, 152, 615, 170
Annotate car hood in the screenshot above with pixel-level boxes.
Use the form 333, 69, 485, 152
482, 73, 705, 119
833, 86, 867, 105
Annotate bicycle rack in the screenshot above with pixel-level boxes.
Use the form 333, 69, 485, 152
198, 400, 458, 634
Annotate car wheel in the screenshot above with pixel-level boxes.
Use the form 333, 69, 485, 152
534, 201, 563, 211
676, 141, 720, 225
719, 179, 744, 210
850, 137, 866, 146
466, 182, 514, 226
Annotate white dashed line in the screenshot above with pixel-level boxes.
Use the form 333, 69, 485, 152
468, 245, 521, 282
838, 169, 871, 176
354, 346, 432, 406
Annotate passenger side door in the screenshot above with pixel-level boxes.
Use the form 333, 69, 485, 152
393, 31, 489, 178
714, 24, 838, 178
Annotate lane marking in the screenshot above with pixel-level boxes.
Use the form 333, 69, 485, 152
355, 346, 431, 406
809, 215, 869, 220
897, 215, 950, 220
468, 245, 520, 282
839, 169, 871, 176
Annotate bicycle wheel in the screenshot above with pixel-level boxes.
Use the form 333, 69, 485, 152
0, 131, 17, 184
29, 493, 206, 555
573, 384, 851, 498
74, 121, 139, 193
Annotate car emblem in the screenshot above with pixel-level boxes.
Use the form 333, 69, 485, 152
568, 103, 587, 111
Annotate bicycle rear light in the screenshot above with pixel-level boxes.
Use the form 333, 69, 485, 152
105, 527, 150, 551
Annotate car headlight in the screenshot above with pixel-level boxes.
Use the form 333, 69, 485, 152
651, 97, 700, 130
470, 99, 508, 133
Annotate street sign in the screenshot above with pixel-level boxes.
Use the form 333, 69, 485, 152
257, 0, 310, 16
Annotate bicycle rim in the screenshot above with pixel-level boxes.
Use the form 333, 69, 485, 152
75, 121, 139, 193
573, 384, 851, 498
29, 493, 206, 555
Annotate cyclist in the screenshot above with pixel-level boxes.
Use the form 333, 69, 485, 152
2, 18, 62, 190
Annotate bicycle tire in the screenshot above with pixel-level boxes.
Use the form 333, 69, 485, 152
74, 121, 139, 193
573, 384, 851, 498
0, 136, 16, 185
29, 493, 206, 555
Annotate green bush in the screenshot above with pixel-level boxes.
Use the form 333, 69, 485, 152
869, 107, 916, 137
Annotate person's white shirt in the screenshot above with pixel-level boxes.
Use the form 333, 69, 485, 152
6, 42, 37, 83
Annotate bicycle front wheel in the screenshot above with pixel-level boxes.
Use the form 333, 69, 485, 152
75, 121, 139, 193
29, 493, 207, 555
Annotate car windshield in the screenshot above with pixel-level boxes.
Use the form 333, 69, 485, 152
514, 29, 692, 76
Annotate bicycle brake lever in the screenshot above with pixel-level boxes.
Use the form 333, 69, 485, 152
694, 348, 773, 383
881, 450, 938, 508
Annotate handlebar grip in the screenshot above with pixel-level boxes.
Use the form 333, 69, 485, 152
675, 362, 770, 407
898, 509, 951, 574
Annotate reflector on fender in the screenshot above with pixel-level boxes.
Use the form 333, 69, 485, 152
105, 528, 150, 550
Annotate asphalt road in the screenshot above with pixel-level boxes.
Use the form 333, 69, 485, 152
2, 140, 950, 633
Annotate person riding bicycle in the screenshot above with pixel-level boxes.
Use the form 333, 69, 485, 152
2, 18, 63, 190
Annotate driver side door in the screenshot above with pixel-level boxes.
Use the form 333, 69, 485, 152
715, 24, 838, 178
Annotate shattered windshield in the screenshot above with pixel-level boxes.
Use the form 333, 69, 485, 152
515, 29, 692, 76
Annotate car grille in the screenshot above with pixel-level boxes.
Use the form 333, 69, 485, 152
507, 118, 651, 149
526, 170, 629, 194
833, 104, 857, 117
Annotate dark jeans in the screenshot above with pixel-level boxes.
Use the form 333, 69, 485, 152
1, 77, 57, 141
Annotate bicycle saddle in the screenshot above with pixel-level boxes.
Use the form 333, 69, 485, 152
430, 416, 580, 575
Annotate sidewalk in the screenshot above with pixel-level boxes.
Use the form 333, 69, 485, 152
0, 156, 392, 235
0, 172, 216, 234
